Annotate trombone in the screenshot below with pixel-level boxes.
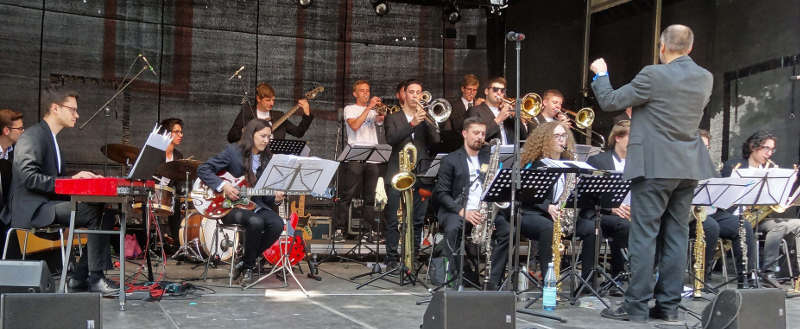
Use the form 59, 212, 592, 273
559, 107, 606, 147
416, 91, 452, 126
502, 92, 542, 124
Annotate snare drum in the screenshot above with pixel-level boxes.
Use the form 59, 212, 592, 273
179, 212, 239, 261
132, 184, 176, 216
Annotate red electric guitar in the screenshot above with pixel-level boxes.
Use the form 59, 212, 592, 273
191, 172, 281, 218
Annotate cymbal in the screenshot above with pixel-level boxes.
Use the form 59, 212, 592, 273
156, 159, 202, 181
101, 144, 139, 165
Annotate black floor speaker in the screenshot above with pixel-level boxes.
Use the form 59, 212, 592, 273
1, 293, 102, 329
701, 288, 786, 329
0, 260, 53, 293
422, 291, 515, 329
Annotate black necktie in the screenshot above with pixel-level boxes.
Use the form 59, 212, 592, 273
468, 102, 473, 108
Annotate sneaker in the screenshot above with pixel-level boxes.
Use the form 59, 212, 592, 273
333, 229, 346, 243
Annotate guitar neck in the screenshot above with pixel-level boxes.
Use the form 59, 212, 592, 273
271, 105, 300, 130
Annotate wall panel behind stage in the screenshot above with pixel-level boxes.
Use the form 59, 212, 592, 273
0, 0, 487, 170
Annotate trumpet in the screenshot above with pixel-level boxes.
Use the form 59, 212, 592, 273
416, 91, 452, 125
374, 103, 400, 116
502, 92, 542, 123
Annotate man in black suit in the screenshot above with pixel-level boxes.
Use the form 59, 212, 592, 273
435, 74, 484, 154
592, 24, 715, 322
435, 117, 509, 289
383, 79, 440, 267
0, 108, 23, 258
227, 82, 313, 142
575, 122, 631, 290
2, 87, 117, 294
466, 77, 518, 145
528, 89, 569, 131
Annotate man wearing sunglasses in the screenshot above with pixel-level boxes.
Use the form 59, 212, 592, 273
2, 87, 118, 294
466, 77, 521, 145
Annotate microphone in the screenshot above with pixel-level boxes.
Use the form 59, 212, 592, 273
506, 31, 525, 42
790, 75, 800, 81
228, 65, 246, 80
140, 54, 158, 76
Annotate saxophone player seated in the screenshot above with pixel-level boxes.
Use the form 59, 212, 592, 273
434, 117, 509, 289
494, 121, 574, 284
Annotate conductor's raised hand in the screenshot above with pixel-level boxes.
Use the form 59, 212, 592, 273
590, 58, 608, 75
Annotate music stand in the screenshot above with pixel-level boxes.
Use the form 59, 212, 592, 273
243, 155, 339, 295
321, 144, 391, 265
418, 153, 446, 185
270, 139, 310, 156
560, 171, 629, 309
689, 176, 756, 294
727, 168, 797, 288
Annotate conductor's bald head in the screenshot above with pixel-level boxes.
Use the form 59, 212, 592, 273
660, 24, 694, 54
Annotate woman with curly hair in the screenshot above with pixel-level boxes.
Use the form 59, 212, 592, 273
493, 121, 576, 281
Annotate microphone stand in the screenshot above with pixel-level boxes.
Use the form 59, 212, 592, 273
80, 64, 148, 130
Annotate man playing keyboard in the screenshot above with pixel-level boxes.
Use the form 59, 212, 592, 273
2, 87, 118, 294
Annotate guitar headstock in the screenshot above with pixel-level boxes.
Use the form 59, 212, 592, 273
305, 86, 325, 100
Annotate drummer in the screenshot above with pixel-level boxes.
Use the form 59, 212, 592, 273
158, 118, 186, 245
158, 118, 184, 162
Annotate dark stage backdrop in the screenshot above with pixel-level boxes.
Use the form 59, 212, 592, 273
0, 0, 488, 174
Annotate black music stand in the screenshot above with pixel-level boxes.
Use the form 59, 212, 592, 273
322, 144, 391, 265
270, 139, 310, 156
688, 177, 754, 295
485, 168, 564, 322
724, 168, 797, 289
243, 154, 339, 295
560, 172, 629, 309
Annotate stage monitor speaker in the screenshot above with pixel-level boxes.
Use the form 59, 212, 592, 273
701, 288, 785, 329
0, 260, 53, 293
1, 293, 101, 329
422, 291, 515, 329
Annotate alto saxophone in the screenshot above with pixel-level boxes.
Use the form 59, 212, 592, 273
470, 139, 502, 290
552, 170, 578, 291
391, 143, 417, 271
692, 206, 707, 298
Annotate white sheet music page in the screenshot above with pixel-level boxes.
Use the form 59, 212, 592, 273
255, 154, 339, 195
732, 168, 797, 206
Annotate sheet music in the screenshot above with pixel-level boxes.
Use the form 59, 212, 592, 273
732, 168, 797, 206
336, 143, 391, 163
692, 177, 756, 209
539, 158, 597, 170
255, 154, 339, 195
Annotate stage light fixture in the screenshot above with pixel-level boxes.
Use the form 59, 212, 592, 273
371, 0, 390, 16
444, 2, 461, 24
297, 0, 312, 8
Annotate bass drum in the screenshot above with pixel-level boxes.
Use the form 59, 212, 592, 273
179, 212, 240, 261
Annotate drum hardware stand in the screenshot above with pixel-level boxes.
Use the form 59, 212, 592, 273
356, 213, 428, 290
173, 170, 205, 264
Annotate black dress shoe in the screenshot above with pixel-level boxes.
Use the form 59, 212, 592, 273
232, 261, 245, 281
601, 305, 647, 323
649, 307, 679, 322
240, 268, 255, 286
68, 278, 88, 291
88, 278, 119, 295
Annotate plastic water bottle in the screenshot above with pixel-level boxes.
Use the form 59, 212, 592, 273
543, 262, 557, 311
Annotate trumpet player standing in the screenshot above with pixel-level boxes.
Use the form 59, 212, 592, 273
334, 80, 385, 242
382, 79, 440, 269
466, 77, 520, 145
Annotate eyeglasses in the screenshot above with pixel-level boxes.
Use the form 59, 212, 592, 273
553, 133, 568, 140
8, 126, 24, 132
758, 145, 777, 153
58, 103, 78, 115
491, 87, 507, 94
171, 130, 183, 135
463, 87, 478, 92
406, 90, 422, 95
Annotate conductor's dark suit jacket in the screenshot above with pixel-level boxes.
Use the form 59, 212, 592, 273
591, 55, 716, 181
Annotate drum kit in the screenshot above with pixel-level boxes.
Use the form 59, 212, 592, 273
102, 143, 239, 264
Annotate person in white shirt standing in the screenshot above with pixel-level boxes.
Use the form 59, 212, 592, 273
335, 80, 385, 242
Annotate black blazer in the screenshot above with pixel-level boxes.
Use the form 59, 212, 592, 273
466, 103, 529, 144
226, 104, 314, 143
2, 121, 64, 227
434, 146, 490, 216
432, 97, 468, 154
197, 144, 276, 211
383, 109, 440, 182
170, 149, 183, 161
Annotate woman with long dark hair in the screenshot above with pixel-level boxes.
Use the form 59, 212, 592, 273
197, 119, 284, 285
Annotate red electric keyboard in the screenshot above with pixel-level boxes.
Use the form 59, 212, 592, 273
55, 177, 155, 197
